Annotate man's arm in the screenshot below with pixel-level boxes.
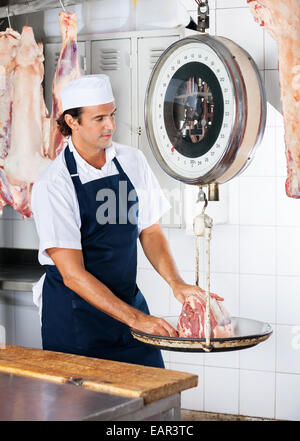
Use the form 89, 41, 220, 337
47, 247, 178, 337
139, 223, 224, 304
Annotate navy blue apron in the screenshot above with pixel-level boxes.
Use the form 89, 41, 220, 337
41, 145, 164, 369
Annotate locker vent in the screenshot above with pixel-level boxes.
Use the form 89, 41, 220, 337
99, 49, 121, 71
149, 48, 165, 69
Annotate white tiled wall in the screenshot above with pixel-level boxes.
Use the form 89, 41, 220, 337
0, 0, 299, 422
138, 0, 300, 421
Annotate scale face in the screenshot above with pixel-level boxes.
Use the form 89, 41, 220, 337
145, 34, 267, 185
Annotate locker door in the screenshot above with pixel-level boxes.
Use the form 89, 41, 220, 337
137, 35, 182, 228
44, 42, 87, 115
91, 39, 132, 146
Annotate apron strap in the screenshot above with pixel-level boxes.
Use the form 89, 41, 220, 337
64, 145, 85, 195
112, 156, 126, 177
64, 144, 78, 176
65, 144, 127, 181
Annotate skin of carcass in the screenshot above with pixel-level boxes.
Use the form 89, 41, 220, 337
248, 0, 300, 198
3, 26, 51, 217
48, 11, 82, 160
0, 29, 20, 166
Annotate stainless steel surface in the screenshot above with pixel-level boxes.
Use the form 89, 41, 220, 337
115, 393, 181, 422
0, 372, 143, 421
0, 248, 44, 292
131, 316, 273, 352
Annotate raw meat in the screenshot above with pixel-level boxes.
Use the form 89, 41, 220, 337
248, 0, 300, 198
177, 293, 234, 338
0, 10, 82, 217
0, 28, 20, 165
2, 26, 51, 217
48, 11, 82, 160
41, 81, 51, 159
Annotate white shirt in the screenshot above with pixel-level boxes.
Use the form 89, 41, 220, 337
31, 137, 171, 315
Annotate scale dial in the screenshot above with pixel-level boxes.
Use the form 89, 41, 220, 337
145, 34, 266, 185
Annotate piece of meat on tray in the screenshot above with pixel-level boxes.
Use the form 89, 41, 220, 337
177, 293, 235, 339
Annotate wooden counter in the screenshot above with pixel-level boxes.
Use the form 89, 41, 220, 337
0, 345, 198, 406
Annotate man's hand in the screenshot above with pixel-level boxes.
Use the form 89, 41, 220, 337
170, 280, 224, 305
131, 311, 178, 337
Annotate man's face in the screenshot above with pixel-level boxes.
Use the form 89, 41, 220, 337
75, 102, 116, 150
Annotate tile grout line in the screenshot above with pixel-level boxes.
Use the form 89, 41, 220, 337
137, 265, 300, 280
274, 134, 278, 420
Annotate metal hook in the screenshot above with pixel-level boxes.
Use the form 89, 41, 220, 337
195, 0, 209, 33
196, 186, 208, 212
25, 1, 30, 26
6, 7, 11, 29
58, 0, 66, 11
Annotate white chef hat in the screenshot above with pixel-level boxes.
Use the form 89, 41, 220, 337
60, 74, 115, 112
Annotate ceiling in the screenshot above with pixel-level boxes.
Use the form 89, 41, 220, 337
0, 1, 26, 6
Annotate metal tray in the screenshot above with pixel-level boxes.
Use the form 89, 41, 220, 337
131, 316, 273, 352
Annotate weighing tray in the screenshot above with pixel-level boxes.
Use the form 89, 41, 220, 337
131, 316, 273, 352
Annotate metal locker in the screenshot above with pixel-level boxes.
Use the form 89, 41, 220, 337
91, 39, 132, 146
137, 35, 182, 228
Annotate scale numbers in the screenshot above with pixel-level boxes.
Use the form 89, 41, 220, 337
148, 40, 236, 180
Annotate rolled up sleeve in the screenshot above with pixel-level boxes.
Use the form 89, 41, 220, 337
31, 179, 82, 263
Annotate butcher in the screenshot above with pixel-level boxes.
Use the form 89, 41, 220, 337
32, 74, 222, 368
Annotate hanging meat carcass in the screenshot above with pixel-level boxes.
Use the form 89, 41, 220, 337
2, 26, 51, 218
0, 28, 21, 214
48, 11, 82, 160
0, 10, 82, 217
0, 29, 20, 164
177, 293, 234, 338
248, 0, 300, 199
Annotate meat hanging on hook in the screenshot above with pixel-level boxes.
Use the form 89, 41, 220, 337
6, 7, 11, 29
48, 9, 82, 159
58, 0, 66, 11
2, 27, 51, 218
248, 0, 300, 199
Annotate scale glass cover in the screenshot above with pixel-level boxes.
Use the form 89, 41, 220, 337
145, 33, 267, 186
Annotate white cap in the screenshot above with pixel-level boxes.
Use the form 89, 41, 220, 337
60, 74, 115, 112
